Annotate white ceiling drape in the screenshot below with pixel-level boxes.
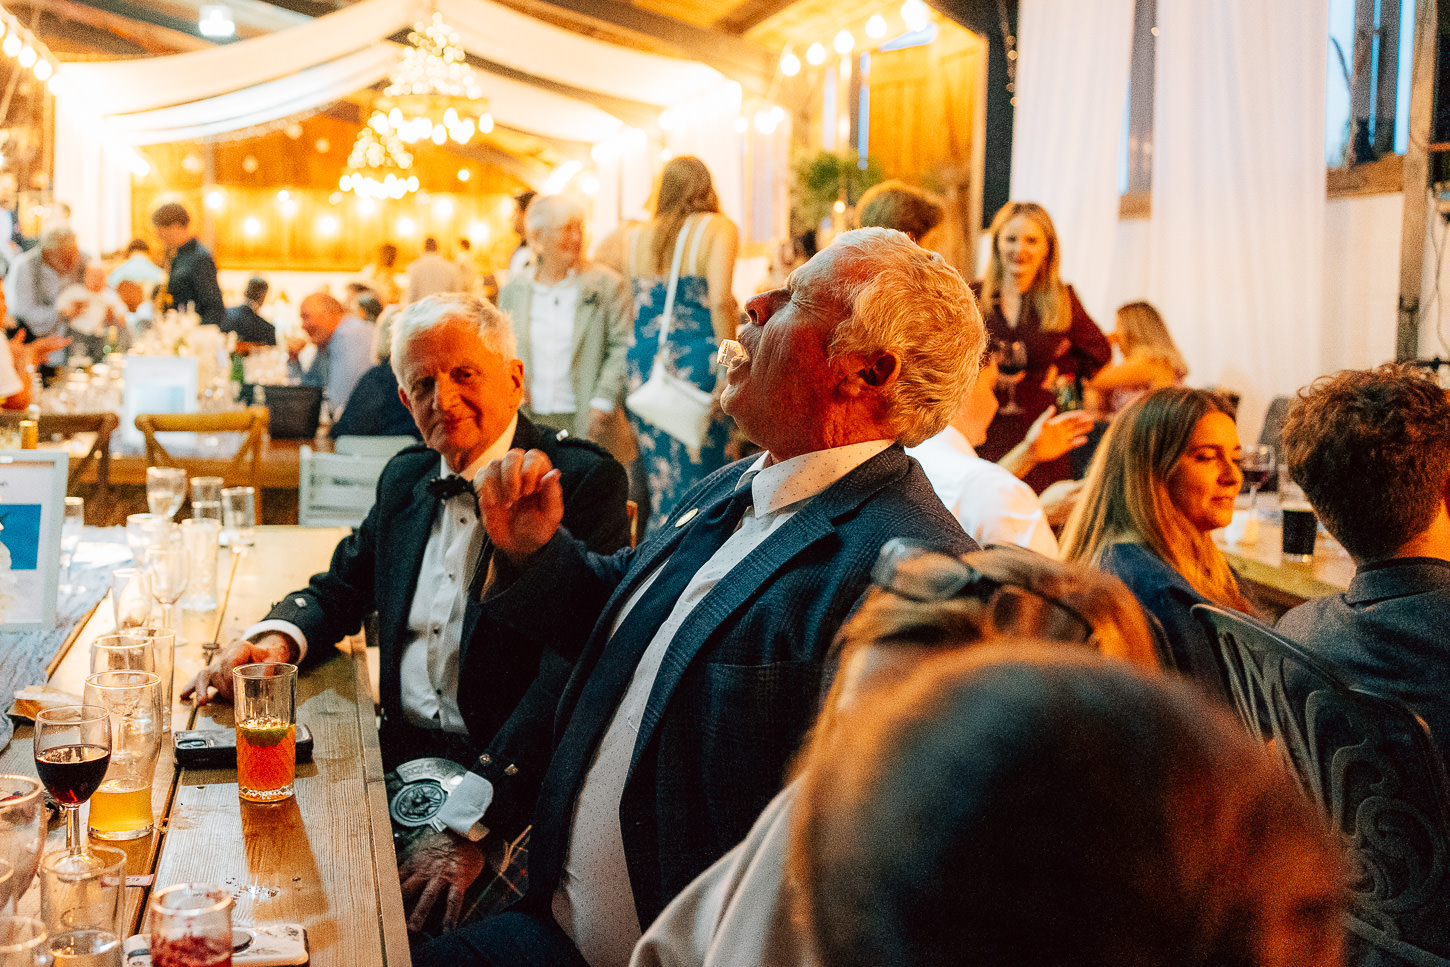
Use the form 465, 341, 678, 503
52, 0, 733, 253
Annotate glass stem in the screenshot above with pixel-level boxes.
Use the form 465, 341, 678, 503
1248, 485, 1259, 515
64, 804, 81, 851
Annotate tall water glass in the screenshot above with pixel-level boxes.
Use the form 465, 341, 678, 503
179, 520, 220, 613
148, 885, 232, 967
0, 916, 50, 967
108, 570, 151, 630
38, 847, 125, 967
219, 488, 255, 551
188, 478, 223, 525
105, 628, 175, 733
146, 468, 186, 522
233, 663, 297, 803
82, 673, 162, 842
0, 777, 45, 906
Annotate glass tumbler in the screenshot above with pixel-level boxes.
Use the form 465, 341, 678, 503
219, 488, 255, 551
82, 672, 162, 842
148, 885, 232, 967
0, 916, 50, 967
179, 520, 220, 612
232, 664, 297, 803
38, 846, 126, 967
189, 478, 224, 525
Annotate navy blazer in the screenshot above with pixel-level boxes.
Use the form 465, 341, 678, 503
1278, 557, 1450, 758
261, 415, 630, 753
478, 444, 974, 928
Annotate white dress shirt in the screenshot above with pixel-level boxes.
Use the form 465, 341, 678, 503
528, 272, 582, 415
243, 415, 519, 735
551, 439, 892, 967
907, 425, 1058, 556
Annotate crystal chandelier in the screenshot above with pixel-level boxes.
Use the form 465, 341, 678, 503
372, 12, 493, 146
340, 124, 418, 200
340, 11, 493, 199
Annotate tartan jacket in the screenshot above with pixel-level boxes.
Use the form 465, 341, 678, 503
475, 443, 975, 929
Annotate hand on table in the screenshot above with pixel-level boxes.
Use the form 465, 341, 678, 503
477, 448, 563, 566
181, 632, 294, 705
399, 829, 485, 933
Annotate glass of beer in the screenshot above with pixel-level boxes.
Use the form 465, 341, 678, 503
232, 664, 297, 803
82, 673, 162, 841
148, 884, 232, 967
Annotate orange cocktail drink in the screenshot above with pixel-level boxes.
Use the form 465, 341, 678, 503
232, 663, 297, 803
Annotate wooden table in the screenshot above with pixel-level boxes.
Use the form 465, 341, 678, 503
0, 527, 408, 967
1214, 507, 1355, 616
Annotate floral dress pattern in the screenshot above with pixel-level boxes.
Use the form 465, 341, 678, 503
626, 221, 731, 527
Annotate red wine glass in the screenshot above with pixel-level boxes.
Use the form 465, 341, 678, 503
33, 706, 112, 853
1239, 445, 1276, 517
997, 340, 1029, 416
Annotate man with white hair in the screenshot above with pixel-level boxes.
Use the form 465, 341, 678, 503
498, 194, 631, 447
187, 294, 631, 775
5, 224, 85, 355
411, 229, 981, 963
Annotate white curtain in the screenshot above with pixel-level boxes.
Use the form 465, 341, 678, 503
1148, 0, 1328, 444
53, 103, 133, 259
1009, 0, 1135, 324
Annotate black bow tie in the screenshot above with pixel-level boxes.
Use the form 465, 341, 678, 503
427, 474, 474, 500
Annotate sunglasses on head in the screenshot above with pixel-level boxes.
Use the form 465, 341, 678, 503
870, 539, 1096, 645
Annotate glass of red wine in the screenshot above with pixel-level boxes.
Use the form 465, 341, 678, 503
1239, 445, 1276, 517
997, 339, 1029, 416
33, 706, 112, 854
149, 884, 234, 967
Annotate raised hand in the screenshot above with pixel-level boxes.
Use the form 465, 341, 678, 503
477, 448, 564, 566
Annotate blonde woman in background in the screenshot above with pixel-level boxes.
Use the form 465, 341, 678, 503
1086, 300, 1188, 419
625, 156, 739, 524
1060, 387, 1256, 707
974, 202, 1111, 492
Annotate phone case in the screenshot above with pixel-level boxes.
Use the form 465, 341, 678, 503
126, 924, 308, 967
173, 725, 314, 768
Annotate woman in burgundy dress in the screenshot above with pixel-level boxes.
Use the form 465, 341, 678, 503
973, 202, 1111, 492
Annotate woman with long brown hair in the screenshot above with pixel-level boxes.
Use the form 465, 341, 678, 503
1060, 386, 1255, 704
974, 201, 1111, 492
1085, 300, 1189, 418
625, 156, 739, 524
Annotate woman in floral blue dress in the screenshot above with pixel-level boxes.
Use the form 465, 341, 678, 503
625, 156, 739, 526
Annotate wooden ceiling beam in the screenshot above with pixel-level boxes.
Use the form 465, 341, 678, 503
524, 0, 773, 95
713, 0, 800, 36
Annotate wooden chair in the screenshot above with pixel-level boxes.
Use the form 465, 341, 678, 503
332, 435, 419, 458
0, 411, 120, 523
297, 447, 390, 528
1194, 604, 1450, 966
135, 408, 268, 495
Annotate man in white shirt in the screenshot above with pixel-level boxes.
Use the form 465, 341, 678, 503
186, 292, 630, 777
408, 237, 465, 303
497, 195, 631, 446
407, 229, 982, 965
5, 225, 85, 362
909, 351, 1058, 556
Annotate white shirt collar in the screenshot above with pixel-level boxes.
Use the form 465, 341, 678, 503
934, 424, 977, 458
530, 265, 580, 291
437, 412, 520, 491
745, 439, 895, 517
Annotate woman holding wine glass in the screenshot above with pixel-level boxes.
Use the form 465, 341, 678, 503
973, 202, 1111, 493
33, 706, 111, 853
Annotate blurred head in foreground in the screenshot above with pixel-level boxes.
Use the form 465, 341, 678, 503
792, 646, 1347, 967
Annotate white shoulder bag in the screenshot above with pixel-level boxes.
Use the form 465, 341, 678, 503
625, 214, 714, 453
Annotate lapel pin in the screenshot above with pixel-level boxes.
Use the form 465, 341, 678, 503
675, 508, 699, 527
